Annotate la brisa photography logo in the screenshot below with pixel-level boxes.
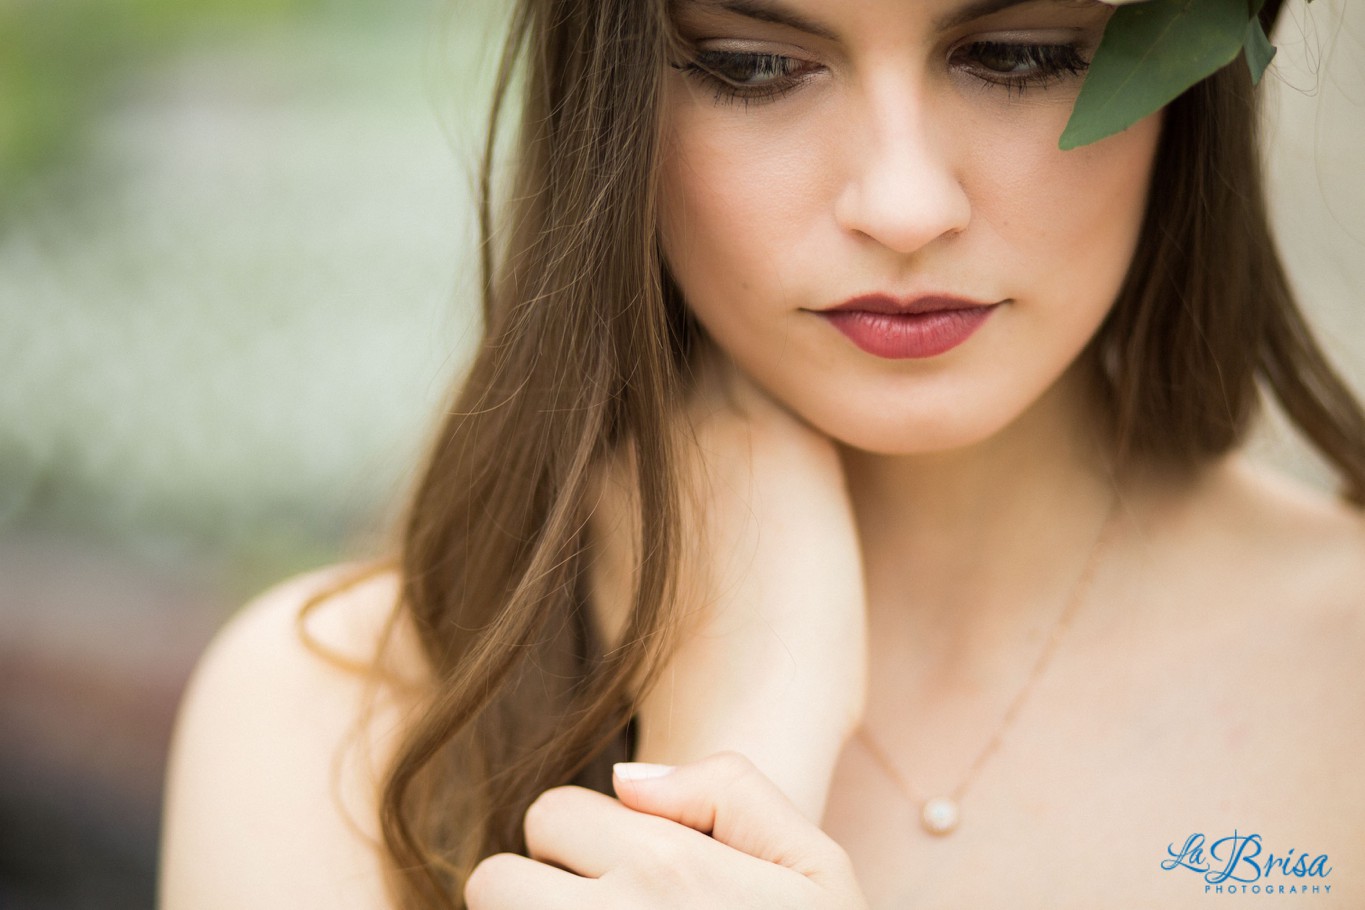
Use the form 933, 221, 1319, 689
1162, 830, 1334, 896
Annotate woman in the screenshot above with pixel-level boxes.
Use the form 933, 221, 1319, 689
160, 0, 1365, 906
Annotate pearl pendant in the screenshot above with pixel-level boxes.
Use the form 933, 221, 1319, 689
921, 797, 960, 835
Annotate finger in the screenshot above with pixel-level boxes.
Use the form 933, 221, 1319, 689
611, 753, 848, 881
523, 785, 696, 879
464, 851, 595, 910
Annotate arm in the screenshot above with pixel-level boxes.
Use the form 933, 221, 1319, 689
586, 351, 869, 824
159, 567, 424, 910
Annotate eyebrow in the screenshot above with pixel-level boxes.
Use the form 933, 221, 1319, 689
681, 0, 840, 41
934, 0, 1083, 31
677, 0, 1075, 42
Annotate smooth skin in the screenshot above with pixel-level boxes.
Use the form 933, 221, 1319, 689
465, 755, 866, 909
160, 0, 1365, 906
583, 343, 868, 823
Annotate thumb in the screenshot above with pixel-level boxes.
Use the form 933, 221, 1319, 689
611, 751, 844, 880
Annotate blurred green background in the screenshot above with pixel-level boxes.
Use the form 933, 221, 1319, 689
1, 0, 507, 590
0, 0, 1362, 907
1, 0, 506, 906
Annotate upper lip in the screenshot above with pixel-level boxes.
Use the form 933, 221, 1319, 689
821, 293, 1000, 315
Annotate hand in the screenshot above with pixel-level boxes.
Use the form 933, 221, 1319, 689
585, 344, 869, 822
464, 752, 869, 909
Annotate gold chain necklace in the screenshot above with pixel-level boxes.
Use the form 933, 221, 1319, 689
855, 492, 1120, 837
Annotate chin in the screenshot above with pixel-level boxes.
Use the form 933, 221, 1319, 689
799, 398, 1017, 458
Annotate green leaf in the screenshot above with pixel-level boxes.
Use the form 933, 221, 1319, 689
1060, 0, 1253, 150
1243, 16, 1277, 84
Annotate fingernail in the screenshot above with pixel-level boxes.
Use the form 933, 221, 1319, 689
613, 762, 675, 780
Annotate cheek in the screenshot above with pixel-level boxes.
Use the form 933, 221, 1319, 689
978, 112, 1160, 311
658, 99, 827, 318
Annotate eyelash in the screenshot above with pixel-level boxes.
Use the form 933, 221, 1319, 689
673, 52, 813, 108
956, 41, 1090, 94
673, 42, 1090, 108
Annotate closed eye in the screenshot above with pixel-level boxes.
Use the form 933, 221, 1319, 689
672, 50, 821, 107
950, 40, 1090, 94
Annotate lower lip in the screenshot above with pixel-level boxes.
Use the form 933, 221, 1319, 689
817, 306, 999, 359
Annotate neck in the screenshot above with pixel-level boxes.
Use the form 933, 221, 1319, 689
839, 360, 1128, 679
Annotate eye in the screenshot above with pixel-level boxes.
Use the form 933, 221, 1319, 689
672, 50, 820, 108
951, 40, 1089, 93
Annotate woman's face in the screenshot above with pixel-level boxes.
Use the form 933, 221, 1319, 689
658, 0, 1160, 454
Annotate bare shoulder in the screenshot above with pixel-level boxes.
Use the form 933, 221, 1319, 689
1188, 454, 1365, 670
160, 563, 432, 910
1213, 454, 1365, 600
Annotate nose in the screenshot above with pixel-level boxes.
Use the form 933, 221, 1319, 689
833, 81, 971, 256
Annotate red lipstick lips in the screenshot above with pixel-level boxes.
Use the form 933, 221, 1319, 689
817, 294, 1001, 359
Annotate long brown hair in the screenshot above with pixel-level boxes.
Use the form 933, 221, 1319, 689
1093, 62, 1365, 494
354, 2, 1365, 907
